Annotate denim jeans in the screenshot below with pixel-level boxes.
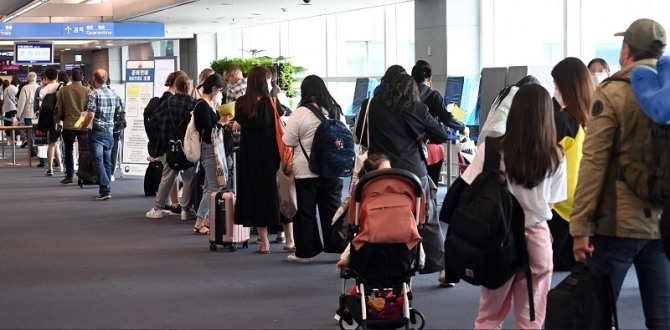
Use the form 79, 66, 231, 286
61, 129, 82, 178
590, 235, 670, 329
196, 142, 222, 219
23, 118, 34, 149
89, 130, 113, 195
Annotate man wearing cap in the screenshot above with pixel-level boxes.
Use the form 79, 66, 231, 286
571, 18, 670, 328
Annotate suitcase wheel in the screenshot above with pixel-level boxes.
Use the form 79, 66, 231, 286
242, 241, 249, 248
229, 245, 237, 252
78, 179, 84, 188
209, 243, 217, 251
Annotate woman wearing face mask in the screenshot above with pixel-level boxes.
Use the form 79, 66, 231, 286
549, 57, 596, 270
587, 58, 611, 85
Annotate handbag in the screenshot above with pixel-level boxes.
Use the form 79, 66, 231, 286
351, 98, 372, 188
276, 148, 297, 218
211, 125, 228, 187
271, 97, 297, 218
184, 100, 204, 163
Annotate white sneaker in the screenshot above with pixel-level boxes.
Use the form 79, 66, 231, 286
145, 207, 164, 219
287, 253, 313, 263
181, 209, 197, 221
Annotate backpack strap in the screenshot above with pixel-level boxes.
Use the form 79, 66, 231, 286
485, 135, 536, 322
297, 103, 328, 161
483, 136, 502, 173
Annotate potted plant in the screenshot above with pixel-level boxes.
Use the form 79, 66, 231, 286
210, 56, 306, 98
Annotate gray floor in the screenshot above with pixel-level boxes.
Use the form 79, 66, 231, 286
0, 148, 646, 329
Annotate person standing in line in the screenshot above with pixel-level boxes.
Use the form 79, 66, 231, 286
282, 75, 344, 263
55, 68, 90, 185
145, 75, 198, 221
354, 73, 448, 286
79, 69, 124, 201
571, 18, 670, 328
3, 79, 19, 145
192, 73, 228, 234
224, 64, 247, 104
233, 66, 294, 254
467, 84, 566, 329
411, 60, 469, 188
16, 72, 39, 154
587, 57, 611, 85
33, 73, 48, 166
547, 57, 595, 270
40, 68, 63, 176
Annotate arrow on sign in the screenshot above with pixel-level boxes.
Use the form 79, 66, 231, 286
64, 26, 72, 33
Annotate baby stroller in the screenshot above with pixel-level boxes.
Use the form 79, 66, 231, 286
337, 169, 426, 330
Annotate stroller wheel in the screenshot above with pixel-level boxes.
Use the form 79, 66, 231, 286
409, 309, 425, 330
339, 317, 360, 330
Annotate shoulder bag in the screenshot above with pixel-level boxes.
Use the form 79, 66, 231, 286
271, 97, 297, 218
184, 100, 204, 163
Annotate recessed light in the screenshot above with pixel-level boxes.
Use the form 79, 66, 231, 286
220, 3, 236, 5
64, 48, 71, 51
106, 43, 113, 46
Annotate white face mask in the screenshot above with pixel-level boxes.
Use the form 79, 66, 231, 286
554, 88, 564, 107
592, 72, 609, 85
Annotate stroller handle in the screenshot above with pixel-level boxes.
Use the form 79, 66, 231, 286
354, 169, 423, 202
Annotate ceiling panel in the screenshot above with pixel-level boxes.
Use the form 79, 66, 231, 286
0, 0, 33, 17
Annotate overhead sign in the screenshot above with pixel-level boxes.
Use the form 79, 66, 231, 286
0, 22, 164, 39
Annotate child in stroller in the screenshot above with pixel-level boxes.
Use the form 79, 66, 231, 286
335, 154, 426, 330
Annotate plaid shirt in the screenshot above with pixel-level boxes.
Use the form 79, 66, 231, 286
225, 78, 247, 104
152, 94, 197, 156
87, 85, 123, 133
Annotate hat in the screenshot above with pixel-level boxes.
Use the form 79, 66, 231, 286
614, 18, 667, 54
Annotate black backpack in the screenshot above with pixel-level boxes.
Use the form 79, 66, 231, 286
165, 102, 193, 171
441, 137, 535, 320
143, 96, 162, 155
144, 160, 163, 196
36, 84, 62, 133
298, 103, 355, 178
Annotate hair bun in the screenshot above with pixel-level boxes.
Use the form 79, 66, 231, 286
423, 67, 432, 78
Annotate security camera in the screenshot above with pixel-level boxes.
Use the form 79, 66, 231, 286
303, 0, 311, 4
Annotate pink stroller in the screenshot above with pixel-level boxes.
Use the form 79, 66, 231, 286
337, 168, 426, 330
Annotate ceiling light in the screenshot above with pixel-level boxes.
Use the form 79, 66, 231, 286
220, 3, 236, 5
64, 48, 71, 51
106, 43, 113, 46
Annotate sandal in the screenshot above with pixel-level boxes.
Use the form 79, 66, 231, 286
283, 245, 296, 253
193, 225, 209, 235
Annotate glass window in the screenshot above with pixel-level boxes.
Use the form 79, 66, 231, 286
287, 16, 327, 77
485, 0, 564, 67
335, 7, 386, 77
581, 0, 670, 72
245, 23, 281, 58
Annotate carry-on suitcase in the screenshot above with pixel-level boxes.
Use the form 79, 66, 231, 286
545, 262, 619, 329
76, 132, 98, 187
209, 147, 250, 251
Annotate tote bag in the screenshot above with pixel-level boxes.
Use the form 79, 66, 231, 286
271, 97, 297, 218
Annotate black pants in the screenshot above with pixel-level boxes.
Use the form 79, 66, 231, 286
293, 177, 344, 258
547, 209, 575, 270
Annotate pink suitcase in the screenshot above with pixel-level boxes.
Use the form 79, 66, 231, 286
209, 191, 250, 251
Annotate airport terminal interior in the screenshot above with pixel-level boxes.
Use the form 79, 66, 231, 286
1, 0, 669, 328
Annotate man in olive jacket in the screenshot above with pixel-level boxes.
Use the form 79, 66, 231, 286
55, 68, 89, 184
570, 18, 670, 328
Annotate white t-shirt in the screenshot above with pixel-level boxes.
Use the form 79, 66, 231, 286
282, 104, 328, 179
460, 142, 567, 227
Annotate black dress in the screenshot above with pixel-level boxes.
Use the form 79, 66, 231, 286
234, 97, 283, 227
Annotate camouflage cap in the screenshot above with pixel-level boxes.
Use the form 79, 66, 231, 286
614, 18, 667, 54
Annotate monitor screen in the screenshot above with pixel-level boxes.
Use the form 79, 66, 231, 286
14, 42, 53, 65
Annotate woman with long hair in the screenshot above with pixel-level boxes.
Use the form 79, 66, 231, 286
353, 73, 449, 285
234, 66, 294, 254
192, 73, 227, 234
462, 84, 566, 329
282, 74, 345, 262
549, 57, 595, 270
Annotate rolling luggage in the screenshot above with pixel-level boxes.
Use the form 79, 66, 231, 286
209, 147, 250, 251
545, 263, 619, 329
76, 132, 98, 187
